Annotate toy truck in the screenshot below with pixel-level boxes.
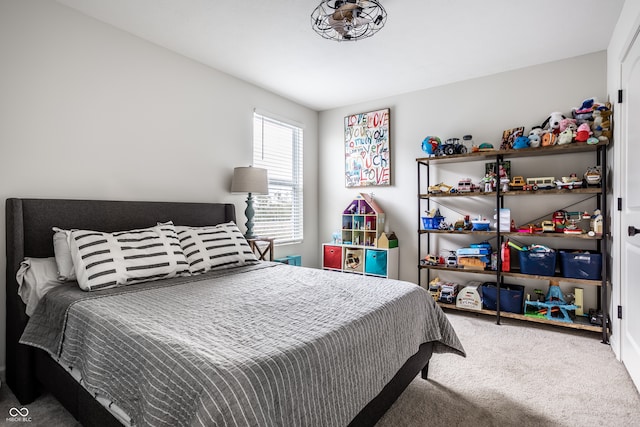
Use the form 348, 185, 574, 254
509, 176, 526, 190
457, 178, 478, 193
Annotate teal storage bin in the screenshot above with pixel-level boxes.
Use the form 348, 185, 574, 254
275, 255, 302, 266
365, 249, 387, 276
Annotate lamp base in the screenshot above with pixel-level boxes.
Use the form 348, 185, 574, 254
244, 193, 257, 240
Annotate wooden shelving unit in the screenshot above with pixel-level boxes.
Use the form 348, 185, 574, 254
418, 142, 609, 342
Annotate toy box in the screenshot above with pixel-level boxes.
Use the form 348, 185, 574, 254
456, 283, 483, 311
519, 251, 557, 276
560, 251, 602, 280
422, 216, 444, 230
480, 282, 525, 314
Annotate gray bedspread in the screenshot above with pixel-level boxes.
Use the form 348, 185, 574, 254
21, 263, 464, 427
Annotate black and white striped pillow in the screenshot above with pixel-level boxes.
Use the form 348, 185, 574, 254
176, 222, 258, 274
70, 223, 190, 291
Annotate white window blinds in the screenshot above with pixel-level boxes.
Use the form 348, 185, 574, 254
252, 112, 304, 245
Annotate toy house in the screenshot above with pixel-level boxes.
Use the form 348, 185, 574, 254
341, 193, 385, 247
323, 193, 398, 279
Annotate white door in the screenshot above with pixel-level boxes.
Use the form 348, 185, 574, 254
621, 30, 640, 390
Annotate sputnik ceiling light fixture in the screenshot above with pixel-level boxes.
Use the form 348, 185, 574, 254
311, 0, 387, 42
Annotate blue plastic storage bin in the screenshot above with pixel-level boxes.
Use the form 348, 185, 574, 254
365, 249, 387, 276
519, 251, 556, 276
560, 251, 601, 280
480, 282, 525, 314
422, 216, 444, 230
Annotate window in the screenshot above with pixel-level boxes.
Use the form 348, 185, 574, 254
252, 112, 303, 245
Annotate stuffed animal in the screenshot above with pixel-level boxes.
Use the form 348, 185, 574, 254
559, 118, 577, 133
591, 110, 604, 136
513, 136, 530, 149
541, 132, 557, 147
592, 108, 612, 142
557, 128, 574, 145
575, 123, 592, 142
541, 112, 566, 134
528, 126, 544, 148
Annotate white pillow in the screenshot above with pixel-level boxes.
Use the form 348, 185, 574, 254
70, 222, 190, 291
176, 222, 258, 274
16, 257, 65, 316
52, 227, 76, 281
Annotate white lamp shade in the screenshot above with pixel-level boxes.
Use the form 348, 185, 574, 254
231, 166, 268, 194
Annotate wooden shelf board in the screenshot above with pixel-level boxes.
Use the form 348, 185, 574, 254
418, 229, 497, 236
419, 264, 496, 276
501, 231, 603, 240
419, 229, 603, 240
419, 264, 604, 287
420, 187, 601, 199
437, 303, 603, 333
502, 270, 603, 287
416, 141, 608, 164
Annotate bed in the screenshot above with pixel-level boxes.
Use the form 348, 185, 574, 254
5, 198, 464, 427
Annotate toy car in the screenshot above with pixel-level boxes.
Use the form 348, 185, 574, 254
541, 220, 555, 232
436, 137, 468, 156
526, 177, 555, 190
438, 282, 459, 304
428, 282, 441, 301
509, 176, 526, 190
445, 251, 458, 267
428, 182, 455, 193
457, 178, 478, 192
423, 254, 440, 266
555, 179, 583, 190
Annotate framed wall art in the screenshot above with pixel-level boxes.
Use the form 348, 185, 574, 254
344, 108, 391, 188
500, 126, 524, 150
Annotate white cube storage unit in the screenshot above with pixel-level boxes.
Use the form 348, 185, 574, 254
322, 244, 399, 279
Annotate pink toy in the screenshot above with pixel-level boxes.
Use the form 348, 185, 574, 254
575, 123, 592, 142
559, 118, 577, 132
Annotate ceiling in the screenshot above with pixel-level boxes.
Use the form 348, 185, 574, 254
56, 0, 625, 111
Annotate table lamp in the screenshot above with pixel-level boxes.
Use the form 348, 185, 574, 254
231, 166, 268, 239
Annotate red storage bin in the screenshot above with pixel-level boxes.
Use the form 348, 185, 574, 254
323, 245, 342, 270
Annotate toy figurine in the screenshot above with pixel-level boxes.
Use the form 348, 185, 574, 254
591, 209, 603, 236
584, 166, 602, 185
481, 173, 496, 192
553, 210, 567, 232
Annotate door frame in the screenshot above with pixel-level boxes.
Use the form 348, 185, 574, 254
609, 3, 640, 356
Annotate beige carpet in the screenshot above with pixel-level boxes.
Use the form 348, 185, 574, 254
1, 311, 638, 426
378, 311, 640, 427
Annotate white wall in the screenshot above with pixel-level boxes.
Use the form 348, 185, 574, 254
606, 1, 640, 357
0, 0, 318, 371
319, 52, 607, 291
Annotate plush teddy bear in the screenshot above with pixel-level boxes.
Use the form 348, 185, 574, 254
557, 128, 574, 145
513, 136, 530, 149
541, 112, 566, 134
575, 123, 592, 142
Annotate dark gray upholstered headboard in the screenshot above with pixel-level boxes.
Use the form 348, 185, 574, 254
5, 198, 236, 403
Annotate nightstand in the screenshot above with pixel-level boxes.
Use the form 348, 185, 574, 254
247, 237, 274, 261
